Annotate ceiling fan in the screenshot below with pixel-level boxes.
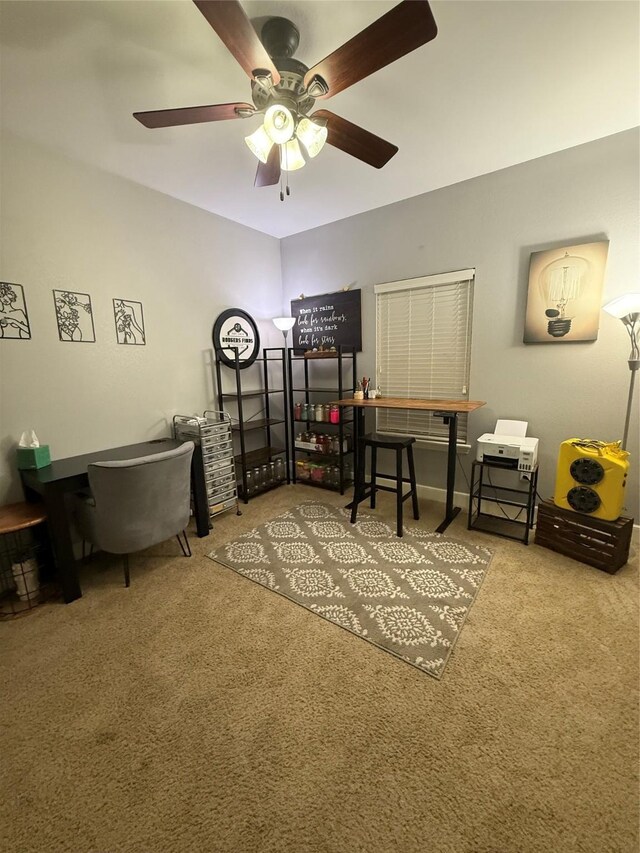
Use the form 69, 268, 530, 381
133, 0, 438, 195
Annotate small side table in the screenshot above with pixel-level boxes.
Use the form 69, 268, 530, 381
0, 502, 55, 617
468, 460, 538, 544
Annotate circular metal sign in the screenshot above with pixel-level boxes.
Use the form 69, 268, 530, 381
212, 309, 260, 369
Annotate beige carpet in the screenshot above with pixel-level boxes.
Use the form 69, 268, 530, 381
0, 485, 638, 853
208, 501, 493, 678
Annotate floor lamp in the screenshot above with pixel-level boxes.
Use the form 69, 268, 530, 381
272, 316, 296, 346
603, 292, 640, 450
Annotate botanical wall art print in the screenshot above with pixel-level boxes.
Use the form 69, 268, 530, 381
523, 240, 609, 343
53, 289, 95, 342
113, 298, 146, 345
0, 281, 31, 339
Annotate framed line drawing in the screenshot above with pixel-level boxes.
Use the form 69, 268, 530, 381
0, 281, 31, 339
113, 298, 146, 345
53, 289, 95, 342
523, 240, 609, 343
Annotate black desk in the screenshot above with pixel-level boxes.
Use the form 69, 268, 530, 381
21, 438, 183, 603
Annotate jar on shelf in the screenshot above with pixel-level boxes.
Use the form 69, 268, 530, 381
310, 464, 324, 483
331, 435, 341, 455
329, 465, 340, 487
314, 403, 324, 422
301, 402, 310, 421
322, 404, 330, 423
245, 469, 255, 495
268, 461, 276, 483
329, 405, 340, 424
294, 402, 302, 421
274, 457, 285, 482
261, 464, 270, 487
253, 466, 262, 489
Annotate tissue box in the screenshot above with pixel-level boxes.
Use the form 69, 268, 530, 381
16, 445, 51, 470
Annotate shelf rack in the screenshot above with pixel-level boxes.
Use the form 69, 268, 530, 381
467, 459, 538, 544
287, 346, 357, 495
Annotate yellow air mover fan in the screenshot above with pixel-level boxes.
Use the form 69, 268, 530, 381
554, 439, 630, 521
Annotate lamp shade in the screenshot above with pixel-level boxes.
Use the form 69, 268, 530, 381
244, 125, 274, 164
603, 292, 640, 319
280, 138, 305, 171
296, 117, 328, 158
272, 317, 296, 332
263, 105, 295, 145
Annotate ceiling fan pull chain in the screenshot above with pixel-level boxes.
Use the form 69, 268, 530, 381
279, 147, 285, 201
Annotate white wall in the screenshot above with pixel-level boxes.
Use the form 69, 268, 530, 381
0, 131, 283, 503
280, 130, 640, 518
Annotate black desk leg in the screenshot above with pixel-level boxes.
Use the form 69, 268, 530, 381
345, 407, 365, 511
435, 412, 461, 534
41, 485, 82, 603
190, 446, 211, 538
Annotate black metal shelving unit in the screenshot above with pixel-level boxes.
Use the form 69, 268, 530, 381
215, 346, 290, 503
467, 460, 539, 545
287, 346, 357, 494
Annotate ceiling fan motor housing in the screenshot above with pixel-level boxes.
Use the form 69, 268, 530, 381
252, 19, 316, 117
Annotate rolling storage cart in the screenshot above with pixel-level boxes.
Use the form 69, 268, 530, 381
173, 412, 240, 538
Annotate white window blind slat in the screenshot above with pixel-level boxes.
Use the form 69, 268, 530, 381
376, 271, 474, 442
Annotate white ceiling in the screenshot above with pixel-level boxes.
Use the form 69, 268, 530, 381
1, 1, 638, 239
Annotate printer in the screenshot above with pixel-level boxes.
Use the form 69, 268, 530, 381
476, 419, 539, 473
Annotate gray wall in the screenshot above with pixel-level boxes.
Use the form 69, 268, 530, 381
0, 131, 283, 504
281, 130, 640, 517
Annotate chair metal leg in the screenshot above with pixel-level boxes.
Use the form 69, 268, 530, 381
370, 445, 377, 509
123, 554, 130, 588
407, 444, 420, 520
176, 530, 192, 557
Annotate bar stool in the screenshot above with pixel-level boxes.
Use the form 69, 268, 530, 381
350, 433, 420, 537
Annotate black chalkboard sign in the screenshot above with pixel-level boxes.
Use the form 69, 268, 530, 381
290, 289, 362, 351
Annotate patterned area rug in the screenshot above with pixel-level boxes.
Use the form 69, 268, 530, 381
208, 502, 493, 679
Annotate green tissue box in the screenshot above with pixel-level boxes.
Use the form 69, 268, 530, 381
17, 445, 51, 470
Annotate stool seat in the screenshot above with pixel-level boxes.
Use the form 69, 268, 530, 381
351, 433, 419, 537
0, 502, 47, 535
363, 433, 416, 450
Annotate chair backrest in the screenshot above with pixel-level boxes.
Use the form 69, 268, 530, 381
87, 441, 194, 554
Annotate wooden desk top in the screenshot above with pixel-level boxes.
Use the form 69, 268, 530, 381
332, 397, 486, 413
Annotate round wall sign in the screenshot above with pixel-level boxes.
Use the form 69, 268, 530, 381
212, 308, 260, 369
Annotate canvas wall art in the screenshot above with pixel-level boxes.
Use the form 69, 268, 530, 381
53, 289, 95, 342
0, 282, 31, 339
523, 240, 609, 343
113, 299, 146, 345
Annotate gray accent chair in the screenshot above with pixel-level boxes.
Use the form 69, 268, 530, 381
73, 441, 195, 587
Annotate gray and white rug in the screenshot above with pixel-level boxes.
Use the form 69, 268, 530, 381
208, 502, 493, 679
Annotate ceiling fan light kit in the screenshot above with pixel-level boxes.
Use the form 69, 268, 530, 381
133, 0, 438, 196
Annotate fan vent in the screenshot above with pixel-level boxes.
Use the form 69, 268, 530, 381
567, 486, 601, 514
570, 457, 604, 485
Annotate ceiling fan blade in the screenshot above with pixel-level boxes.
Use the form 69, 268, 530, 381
254, 145, 281, 187
133, 102, 255, 129
311, 110, 398, 169
304, 0, 437, 99
193, 0, 280, 85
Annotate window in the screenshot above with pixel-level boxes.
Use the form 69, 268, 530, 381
375, 269, 474, 445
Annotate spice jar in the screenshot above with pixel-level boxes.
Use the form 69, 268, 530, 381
314, 403, 323, 422
301, 402, 310, 421
294, 402, 302, 421
322, 404, 330, 423
329, 404, 340, 424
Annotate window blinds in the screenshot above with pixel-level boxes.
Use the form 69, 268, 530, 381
375, 271, 474, 442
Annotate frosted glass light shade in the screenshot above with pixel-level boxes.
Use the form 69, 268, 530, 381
603, 292, 640, 319
272, 317, 296, 332
244, 125, 273, 163
264, 105, 295, 144
280, 138, 305, 171
296, 117, 328, 158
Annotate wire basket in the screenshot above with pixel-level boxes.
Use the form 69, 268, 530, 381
0, 525, 57, 618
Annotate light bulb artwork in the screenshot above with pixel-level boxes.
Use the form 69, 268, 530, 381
523, 241, 609, 344
539, 251, 589, 337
